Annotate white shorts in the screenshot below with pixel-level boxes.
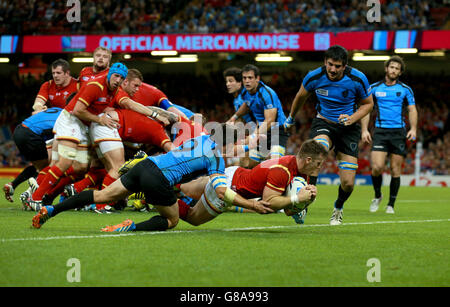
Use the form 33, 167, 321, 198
200, 166, 239, 216
89, 114, 123, 155
53, 110, 91, 146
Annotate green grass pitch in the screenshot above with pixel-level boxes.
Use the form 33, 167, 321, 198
0, 178, 449, 287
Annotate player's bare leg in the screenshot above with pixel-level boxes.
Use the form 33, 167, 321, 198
180, 176, 209, 200
184, 199, 217, 226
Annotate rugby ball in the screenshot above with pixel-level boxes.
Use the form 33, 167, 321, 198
285, 176, 309, 212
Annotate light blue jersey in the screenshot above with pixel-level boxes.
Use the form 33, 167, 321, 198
22, 107, 62, 141
240, 81, 287, 127
371, 80, 415, 129
148, 135, 225, 186
303, 66, 372, 123
234, 87, 253, 123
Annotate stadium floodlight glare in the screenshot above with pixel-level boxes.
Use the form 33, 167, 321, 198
418, 51, 445, 57
72, 57, 94, 63
151, 50, 178, 56
255, 54, 293, 62
123, 54, 132, 59
0, 57, 10, 63
161, 57, 198, 63
179, 54, 198, 58
394, 48, 418, 54
352, 55, 390, 61
256, 53, 282, 57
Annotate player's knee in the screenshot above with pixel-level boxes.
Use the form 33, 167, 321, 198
372, 164, 384, 176
167, 216, 179, 229
340, 177, 355, 191
93, 189, 114, 204
56, 158, 73, 172
390, 166, 402, 177
72, 162, 89, 175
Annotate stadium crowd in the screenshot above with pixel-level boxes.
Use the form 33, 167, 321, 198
0, 0, 448, 35
0, 67, 448, 175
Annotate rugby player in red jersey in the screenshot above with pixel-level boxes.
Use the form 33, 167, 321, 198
115, 68, 188, 120
177, 139, 327, 226
32, 59, 79, 114
78, 47, 111, 87
26, 63, 128, 210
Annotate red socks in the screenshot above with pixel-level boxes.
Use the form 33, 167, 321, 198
178, 198, 190, 221
32, 165, 64, 201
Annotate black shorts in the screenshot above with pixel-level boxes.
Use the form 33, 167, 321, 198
120, 158, 177, 206
372, 127, 407, 156
13, 124, 49, 162
309, 118, 361, 158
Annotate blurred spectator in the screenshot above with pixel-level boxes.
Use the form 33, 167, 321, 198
0, 0, 447, 35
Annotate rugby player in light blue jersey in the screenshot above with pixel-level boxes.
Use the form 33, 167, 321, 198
361, 55, 418, 214
227, 64, 288, 168
3, 107, 62, 206
32, 124, 271, 231
223, 67, 257, 170
284, 45, 374, 225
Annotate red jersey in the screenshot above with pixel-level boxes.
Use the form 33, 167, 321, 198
65, 76, 119, 126
78, 66, 109, 88
36, 78, 79, 109
116, 109, 171, 148
231, 155, 304, 199
115, 82, 167, 107
173, 116, 208, 147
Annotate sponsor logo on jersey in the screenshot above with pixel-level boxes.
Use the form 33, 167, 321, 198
316, 89, 328, 96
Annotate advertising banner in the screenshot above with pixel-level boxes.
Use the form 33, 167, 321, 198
21, 30, 450, 53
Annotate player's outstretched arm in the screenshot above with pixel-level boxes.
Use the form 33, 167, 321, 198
262, 185, 313, 212
227, 102, 250, 124
284, 84, 310, 130
146, 106, 179, 125
211, 177, 273, 214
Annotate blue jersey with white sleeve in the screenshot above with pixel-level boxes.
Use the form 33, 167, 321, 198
303, 66, 372, 123
148, 134, 225, 186
371, 80, 415, 129
240, 81, 286, 127
22, 107, 62, 141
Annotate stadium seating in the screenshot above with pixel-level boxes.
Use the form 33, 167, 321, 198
0, 0, 447, 35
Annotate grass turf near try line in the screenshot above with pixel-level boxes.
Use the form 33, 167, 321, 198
0, 178, 449, 287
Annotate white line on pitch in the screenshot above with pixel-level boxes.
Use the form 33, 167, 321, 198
1, 219, 449, 243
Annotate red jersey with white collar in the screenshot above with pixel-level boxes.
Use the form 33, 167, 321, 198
36, 78, 79, 109
65, 75, 118, 126
78, 66, 109, 88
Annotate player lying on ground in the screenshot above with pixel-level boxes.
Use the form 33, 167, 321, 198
32, 124, 273, 231
176, 139, 327, 227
